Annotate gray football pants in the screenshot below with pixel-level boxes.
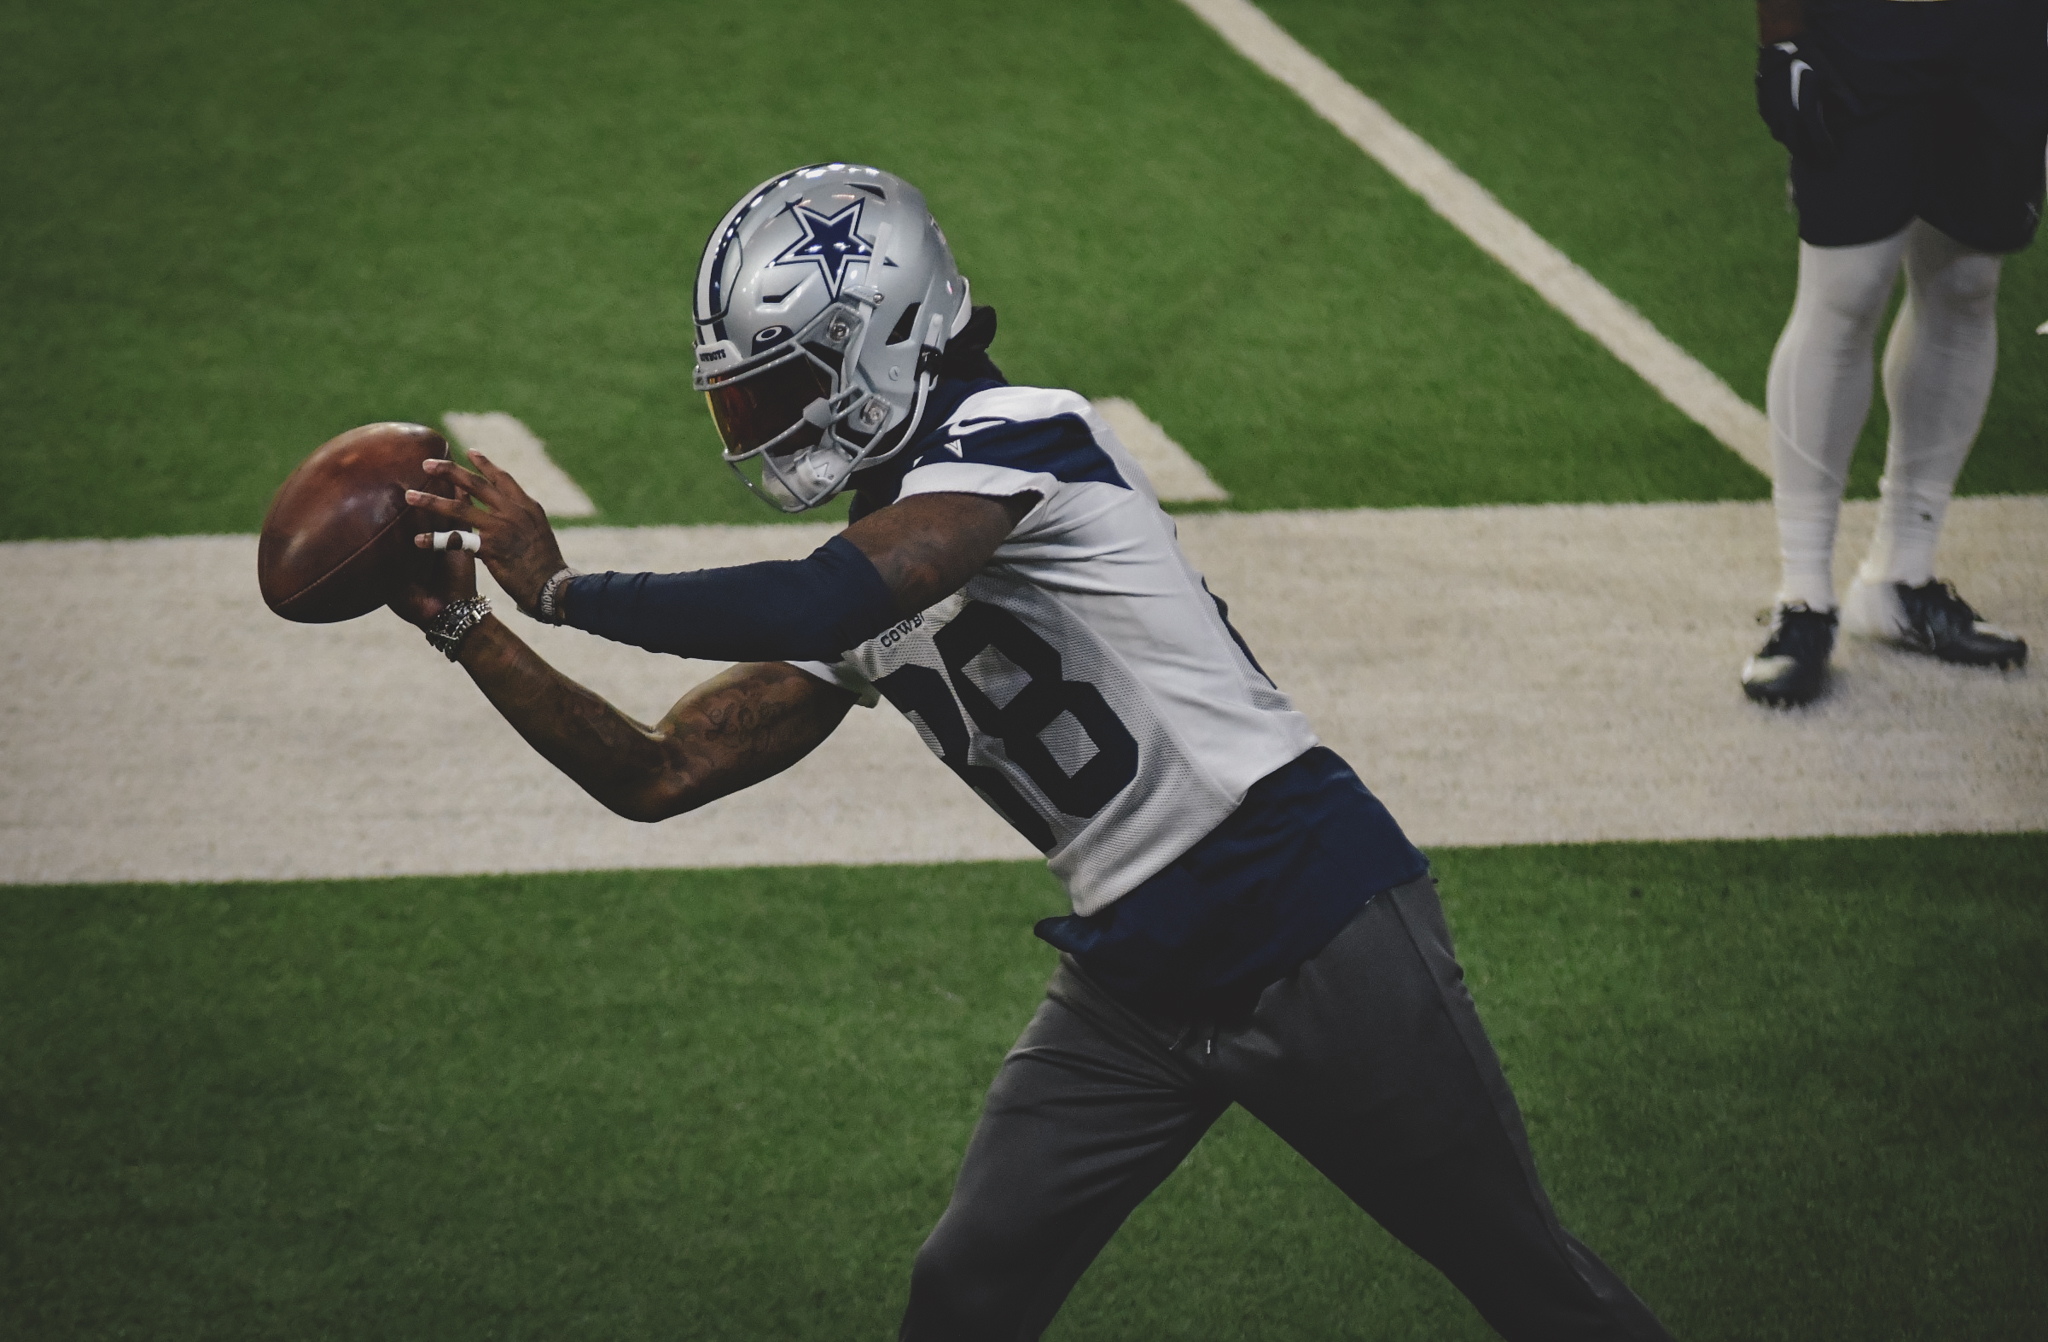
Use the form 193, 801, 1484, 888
899, 876, 1673, 1341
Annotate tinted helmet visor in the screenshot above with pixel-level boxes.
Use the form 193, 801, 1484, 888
704, 354, 834, 458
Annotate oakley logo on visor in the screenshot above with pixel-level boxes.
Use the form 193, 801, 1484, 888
750, 325, 793, 355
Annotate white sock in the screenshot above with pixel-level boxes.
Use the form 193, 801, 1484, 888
1772, 488, 1845, 609
1862, 475, 1953, 589
1857, 221, 2000, 588
1765, 229, 1910, 609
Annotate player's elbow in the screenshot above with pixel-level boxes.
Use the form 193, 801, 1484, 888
600, 792, 671, 825
600, 777, 705, 824
586, 756, 710, 824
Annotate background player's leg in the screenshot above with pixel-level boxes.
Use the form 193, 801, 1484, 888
900, 962, 1227, 1342
1221, 880, 1672, 1341
1848, 220, 2000, 605
1764, 228, 1911, 609
1743, 228, 1916, 705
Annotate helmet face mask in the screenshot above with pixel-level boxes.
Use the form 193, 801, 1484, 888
692, 164, 968, 512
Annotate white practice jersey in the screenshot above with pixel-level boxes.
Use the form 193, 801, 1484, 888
791, 384, 1318, 914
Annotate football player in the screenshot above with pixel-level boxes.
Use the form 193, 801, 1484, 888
393, 164, 1673, 1340
1743, 0, 2041, 707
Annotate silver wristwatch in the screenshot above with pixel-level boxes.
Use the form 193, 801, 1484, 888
424, 596, 492, 661
534, 566, 580, 625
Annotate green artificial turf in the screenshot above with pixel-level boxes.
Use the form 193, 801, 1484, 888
0, 0, 1766, 544
1257, 0, 2048, 499
5, 834, 2044, 1339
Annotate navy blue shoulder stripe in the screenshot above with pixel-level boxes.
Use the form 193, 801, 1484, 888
912, 412, 1129, 490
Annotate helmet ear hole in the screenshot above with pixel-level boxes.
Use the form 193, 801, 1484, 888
885, 301, 922, 346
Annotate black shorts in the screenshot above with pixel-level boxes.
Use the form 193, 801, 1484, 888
1791, 0, 2048, 251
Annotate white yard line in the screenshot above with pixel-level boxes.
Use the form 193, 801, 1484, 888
1177, 0, 1774, 477
3, 499, 2040, 887
1091, 399, 1229, 502
443, 412, 598, 518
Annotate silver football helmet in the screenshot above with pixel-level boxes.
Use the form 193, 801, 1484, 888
692, 163, 971, 511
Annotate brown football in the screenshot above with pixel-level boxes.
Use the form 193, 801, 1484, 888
258, 422, 460, 623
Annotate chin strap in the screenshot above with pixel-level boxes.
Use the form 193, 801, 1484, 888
813, 296, 984, 499
870, 308, 949, 465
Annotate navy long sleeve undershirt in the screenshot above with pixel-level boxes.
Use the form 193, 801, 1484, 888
562, 534, 900, 663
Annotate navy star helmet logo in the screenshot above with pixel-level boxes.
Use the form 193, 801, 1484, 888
770, 200, 874, 299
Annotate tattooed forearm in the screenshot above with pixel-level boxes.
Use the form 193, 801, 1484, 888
699, 697, 803, 761
654, 662, 854, 807
457, 619, 853, 821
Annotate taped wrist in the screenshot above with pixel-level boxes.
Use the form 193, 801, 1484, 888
563, 534, 899, 662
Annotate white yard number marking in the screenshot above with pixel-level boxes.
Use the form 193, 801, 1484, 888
1178, 0, 1774, 479
1090, 398, 1230, 502
442, 412, 598, 518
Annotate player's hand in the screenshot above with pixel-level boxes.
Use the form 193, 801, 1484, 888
1756, 41, 1853, 166
387, 543, 478, 629
405, 451, 570, 613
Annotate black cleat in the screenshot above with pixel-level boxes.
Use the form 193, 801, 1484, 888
1871, 578, 2029, 669
1741, 602, 1837, 708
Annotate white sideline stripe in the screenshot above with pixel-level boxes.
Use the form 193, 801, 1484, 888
1090, 398, 1230, 502
443, 412, 598, 518
1178, 0, 1775, 478
3, 499, 2042, 887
